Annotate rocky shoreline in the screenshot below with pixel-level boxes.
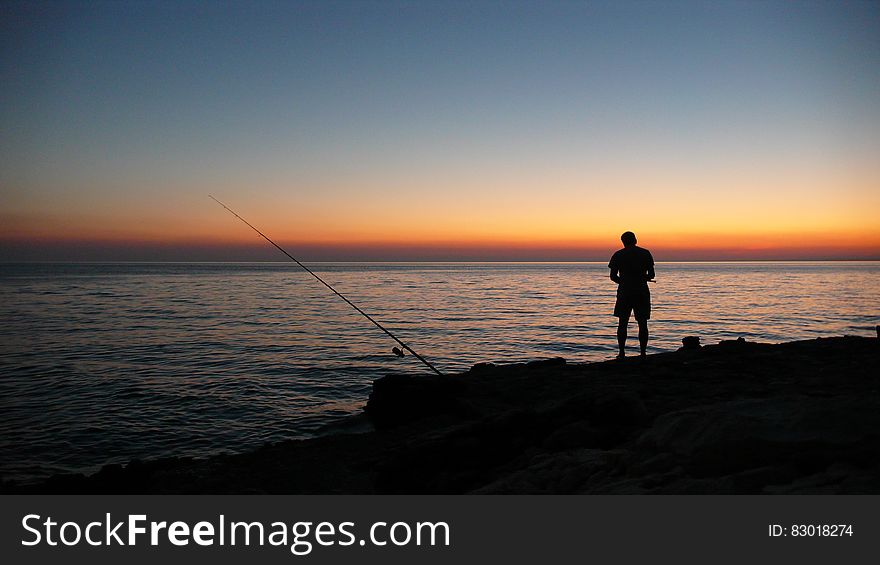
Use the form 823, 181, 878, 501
6, 335, 879, 494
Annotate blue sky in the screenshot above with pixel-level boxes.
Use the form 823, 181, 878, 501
1, 1, 878, 260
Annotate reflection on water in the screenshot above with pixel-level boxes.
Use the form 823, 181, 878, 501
1, 261, 877, 481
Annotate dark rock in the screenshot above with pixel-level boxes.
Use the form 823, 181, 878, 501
365, 374, 466, 429
628, 452, 678, 475
550, 392, 595, 421
483, 409, 537, 434
590, 392, 649, 429
638, 396, 880, 477
96, 463, 125, 479
680, 336, 702, 350
469, 362, 496, 372
473, 449, 612, 494
726, 465, 797, 493
525, 357, 566, 368
12, 335, 880, 495
39, 473, 87, 492
542, 421, 603, 451
764, 462, 880, 494
374, 411, 538, 493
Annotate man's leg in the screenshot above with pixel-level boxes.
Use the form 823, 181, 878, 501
637, 318, 649, 356
617, 313, 630, 357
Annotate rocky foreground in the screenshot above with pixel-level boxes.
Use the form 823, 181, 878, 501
9, 336, 880, 494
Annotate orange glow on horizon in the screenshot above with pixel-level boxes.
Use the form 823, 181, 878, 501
3, 168, 878, 260
2, 229, 878, 261
3, 206, 879, 249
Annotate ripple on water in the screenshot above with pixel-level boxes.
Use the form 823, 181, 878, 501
1, 261, 878, 482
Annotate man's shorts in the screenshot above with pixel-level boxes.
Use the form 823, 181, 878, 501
614, 284, 651, 321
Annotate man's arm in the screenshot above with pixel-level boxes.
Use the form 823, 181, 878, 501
609, 253, 621, 283
646, 264, 655, 281
610, 267, 621, 284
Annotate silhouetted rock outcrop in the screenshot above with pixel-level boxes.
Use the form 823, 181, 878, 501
680, 336, 701, 350
365, 373, 467, 429
6, 336, 879, 494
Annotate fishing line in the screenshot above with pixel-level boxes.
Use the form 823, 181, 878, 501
210, 195, 444, 376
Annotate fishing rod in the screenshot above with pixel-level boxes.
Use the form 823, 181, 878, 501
209, 195, 444, 377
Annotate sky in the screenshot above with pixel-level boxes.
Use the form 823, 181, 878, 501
1, 0, 879, 261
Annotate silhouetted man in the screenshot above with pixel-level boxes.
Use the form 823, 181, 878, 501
608, 231, 654, 358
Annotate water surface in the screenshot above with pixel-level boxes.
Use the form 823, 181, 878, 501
1, 261, 877, 482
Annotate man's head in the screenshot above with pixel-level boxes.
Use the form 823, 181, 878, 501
621, 231, 637, 247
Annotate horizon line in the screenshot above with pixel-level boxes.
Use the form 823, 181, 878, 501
2, 238, 878, 262
3, 259, 879, 264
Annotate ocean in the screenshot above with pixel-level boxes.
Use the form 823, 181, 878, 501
1, 261, 877, 482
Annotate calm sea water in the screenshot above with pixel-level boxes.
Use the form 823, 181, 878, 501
1, 261, 877, 482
